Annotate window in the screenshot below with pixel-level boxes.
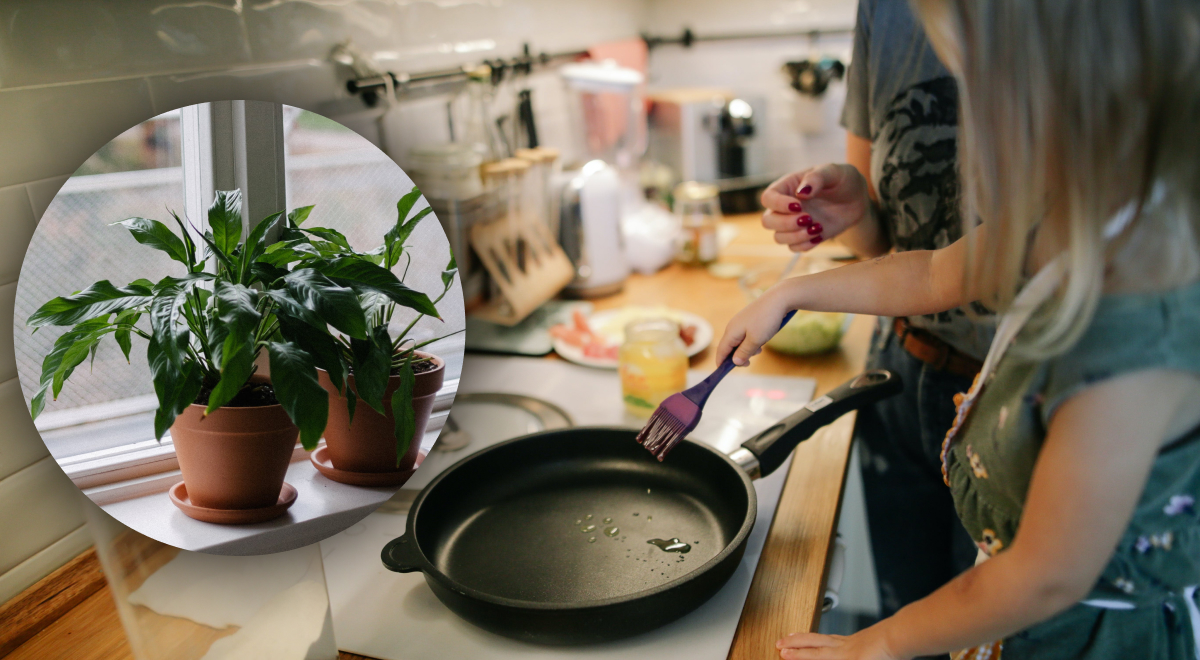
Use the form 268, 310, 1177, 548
15, 103, 462, 490
17, 111, 184, 460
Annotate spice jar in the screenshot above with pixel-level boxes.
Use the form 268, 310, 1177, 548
674, 181, 722, 265
619, 318, 688, 418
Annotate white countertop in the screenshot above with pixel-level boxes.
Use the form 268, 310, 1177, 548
321, 355, 816, 659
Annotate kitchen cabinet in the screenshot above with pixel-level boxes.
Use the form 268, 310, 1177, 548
4, 214, 871, 659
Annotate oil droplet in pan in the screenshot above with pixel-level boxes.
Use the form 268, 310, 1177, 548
603, 517, 613, 524
574, 519, 582, 525
585, 514, 594, 521
589, 537, 597, 543
581, 524, 596, 533
647, 538, 691, 553
604, 526, 620, 537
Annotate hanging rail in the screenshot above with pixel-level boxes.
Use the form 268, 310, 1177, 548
345, 43, 588, 106
641, 26, 853, 49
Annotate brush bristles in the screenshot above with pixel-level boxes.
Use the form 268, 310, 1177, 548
636, 408, 687, 461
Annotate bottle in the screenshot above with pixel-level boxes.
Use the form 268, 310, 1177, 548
619, 319, 688, 418
674, 181, 722, 265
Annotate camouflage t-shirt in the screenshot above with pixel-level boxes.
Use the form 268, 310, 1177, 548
840, 0, 994, 360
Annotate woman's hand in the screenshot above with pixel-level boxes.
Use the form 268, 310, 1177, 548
777, 629, 900, 660
760, 164, 872, 252
714, 285, 793, 366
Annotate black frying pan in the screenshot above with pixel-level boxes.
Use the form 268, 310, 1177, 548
382, 369, 901, 644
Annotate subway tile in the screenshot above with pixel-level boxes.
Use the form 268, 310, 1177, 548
0, 524, 90, 606
0, 78, 156, 188
147, 62, 342, 115
0, 457, 87, 576
0, 379, 46, 483
0, 185, 37, 286
25, 175, 71, 222
0, 283, 15, 382
0, 0, 249, 89
244, 0, 402, 65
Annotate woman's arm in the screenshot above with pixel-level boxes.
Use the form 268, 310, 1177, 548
715, 226, 974, 366
778, 368, 1200, 660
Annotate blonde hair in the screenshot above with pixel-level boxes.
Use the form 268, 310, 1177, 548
913, 0, 1200, 358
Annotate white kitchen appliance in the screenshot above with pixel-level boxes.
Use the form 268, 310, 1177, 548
556, 60, 646, 297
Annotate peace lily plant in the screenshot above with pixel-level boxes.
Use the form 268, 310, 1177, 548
27, 187, 454, 514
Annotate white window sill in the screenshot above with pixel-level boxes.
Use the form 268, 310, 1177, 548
88, 414, 446, 556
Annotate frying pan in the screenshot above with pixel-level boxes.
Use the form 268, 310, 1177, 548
382, 369, 901, 644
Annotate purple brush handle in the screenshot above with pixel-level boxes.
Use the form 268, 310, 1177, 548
683, 310, 797, 408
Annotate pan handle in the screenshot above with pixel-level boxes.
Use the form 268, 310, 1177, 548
736, 369, 902, 478
381, 534, 425, 574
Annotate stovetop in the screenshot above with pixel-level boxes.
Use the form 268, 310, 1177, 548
320, 355, 815, 660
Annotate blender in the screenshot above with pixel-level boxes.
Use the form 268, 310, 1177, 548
556, 60, 645, 297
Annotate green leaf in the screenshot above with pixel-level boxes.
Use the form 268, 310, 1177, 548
319, 257, 439, 318
197, 229, 236, 274
301, 226, 352, 252
114, 310, 139, 362
384, 207, 433, 269
209, 190, 243, 257
205, 282, 261, 414
263, 289, 325, 330
242, 211, 285, 283
168, 210, 198, 271
112, 217, 189, 266
29, 319, 111, 418
28, 280, 153, 328
274, 308, 346, 394
52, 326, 113, 398
350, 325, 391, 414
288, 205, 314, 227
441, 254, 458, 289
148, 329, 195, 440
266, 341, 329, 451
284, 269, 369, 340
390, 354, 416, 468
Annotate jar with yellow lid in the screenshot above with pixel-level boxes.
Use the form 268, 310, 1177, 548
619, 319, 689, 418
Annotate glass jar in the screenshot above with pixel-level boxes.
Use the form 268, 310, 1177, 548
619, 318, 688, 418
674, 181, 722, 265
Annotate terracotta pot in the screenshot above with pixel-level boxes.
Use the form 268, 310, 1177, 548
318, 351, 445, 474
170, 403, 299, 510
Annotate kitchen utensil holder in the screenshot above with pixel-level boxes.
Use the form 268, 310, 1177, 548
469, 214, 574, 325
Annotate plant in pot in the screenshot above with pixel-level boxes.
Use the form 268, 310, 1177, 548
26, 190, 366, 524
260, 186, 459, 486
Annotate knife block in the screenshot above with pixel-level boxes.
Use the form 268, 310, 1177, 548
469, 217, 575, 325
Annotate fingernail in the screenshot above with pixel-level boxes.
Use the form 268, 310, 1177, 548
811, 235, 823, 244
797, 214, 812, 227
788, 202, 801, 213
798, 185, 813, 195
807, 223, 823, 235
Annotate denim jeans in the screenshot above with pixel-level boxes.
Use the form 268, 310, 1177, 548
856, 319, 979, 622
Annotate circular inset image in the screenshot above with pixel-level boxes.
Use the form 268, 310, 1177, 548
14, 101, 463, 555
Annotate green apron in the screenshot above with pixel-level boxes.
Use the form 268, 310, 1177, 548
943, 275, 1200, 659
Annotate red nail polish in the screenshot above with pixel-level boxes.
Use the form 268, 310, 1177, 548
788, 202, 801, 213
807, 223, 823, 235
811, 235, 823, 244
799, 185, 813, 195
797, 216, 811, 227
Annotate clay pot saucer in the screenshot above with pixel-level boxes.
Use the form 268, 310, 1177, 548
169, 481, 297, 524
309, 445, 421, 487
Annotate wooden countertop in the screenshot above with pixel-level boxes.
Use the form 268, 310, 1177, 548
3, 214, 870, 660
584, 215, 872, 658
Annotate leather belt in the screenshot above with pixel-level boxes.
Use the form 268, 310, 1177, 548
893, 317, 983, 379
